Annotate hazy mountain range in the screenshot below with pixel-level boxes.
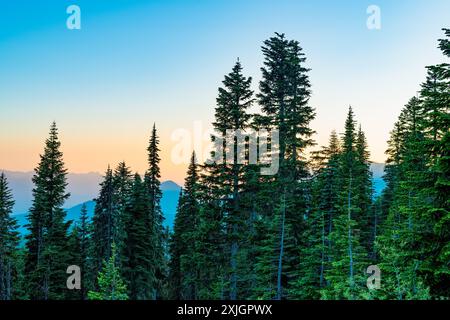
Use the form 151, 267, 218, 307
2, 164, 385, 235
2, 170, 181, 235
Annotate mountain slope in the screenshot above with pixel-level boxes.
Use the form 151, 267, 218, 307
10, 176, 181, 236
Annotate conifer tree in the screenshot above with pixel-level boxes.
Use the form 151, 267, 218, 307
0, 173, 20, 300
169, 152, 201, 299
168, 190, 185, 300
211, 60, 254, 299
418, 29, 449, 297
289, 131, 341, 299
123, 174, 153, 300
321, 108, 369, 299
145, 124, 166, 299
377, 96, 429, 299
377, 29, 449, 299
88, 243, 128, 300
354, 127, 374, 258
24, 122, 71, 300
255, 32, 315, 299
112, 161, 133, 268
92, 166, 115, 277
74, 203, 91, 300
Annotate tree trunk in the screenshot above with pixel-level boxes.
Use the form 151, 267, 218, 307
347, 170, 354, 288
276, 192, 286, 300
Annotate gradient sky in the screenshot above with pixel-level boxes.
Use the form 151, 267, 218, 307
0, 0, 449, 184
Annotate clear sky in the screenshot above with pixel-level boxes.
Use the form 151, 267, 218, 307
0, 0, 449, 184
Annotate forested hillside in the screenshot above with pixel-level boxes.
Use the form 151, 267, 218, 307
0, 29, 448, 300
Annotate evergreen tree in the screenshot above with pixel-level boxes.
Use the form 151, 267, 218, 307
112, 161, 133, 269
354, 127, 374, 258
168, 190, 185, 299
24, 122, 71, 300
88, 243, 128, 300
212, 60, 254, 299
169, 152, 201, 299
418, 29, 450, 297
0, 173, 20, 300
145, 124, 167, 299
321, 108, 369, 300
72, 203, 92, 300
289, 131, 341, 299
123, 174, 153, 300
377, 29, 449, 300
91, 166, 115, 277
255, 32, 315, 299
66, 203, 93, 300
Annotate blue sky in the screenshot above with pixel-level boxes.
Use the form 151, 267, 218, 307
0, 0, 449, 182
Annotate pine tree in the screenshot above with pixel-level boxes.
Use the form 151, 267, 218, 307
211, 60, 254, 299
168, 190, 185, 299
66, 203, 94, 300
91, 166, 115, 277
192, 169, 228, 299
354, 127, 374, 258
88, 243, 128, 300
418, 29, 450, 297
123, 173, 153, 300
169, 152, 201, 299
376, 96, 432, 299
255, 32, 315, 299
76, 203, 93, 300
321, 108, 369, 300
24, 122, 72, 300
112, 161, 133, 269
145, 124, 167, 299
0, 173, 20, 300
289, 131, 341, 299
377, 29, 449, 300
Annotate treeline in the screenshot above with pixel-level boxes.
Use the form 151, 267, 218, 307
0, 30, 448, 300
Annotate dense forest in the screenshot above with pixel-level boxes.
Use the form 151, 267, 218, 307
0, 29, 448, 300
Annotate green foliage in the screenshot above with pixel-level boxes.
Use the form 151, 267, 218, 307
123, 174, 154, 300
145, 124, 168, 299
24, 122, 72, 300
0, 173, 20, 300
7, 29, 449, 301
88, 244, 128, 300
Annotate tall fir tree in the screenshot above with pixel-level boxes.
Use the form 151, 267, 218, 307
212, 60, 254, 299
254, 32, 315, 299
377, 97, 432, 300
289, 131, 341, 299
24, 122, 72, 300
112, 161, 133, 269
145, 124, 167, 299
70, 203, 92, 300
169, 152, 201, 299
88, 243, 128, 300
91, 166, 115, 278
122, 173, 154, 299
0, 173, 20, 300
321, 108, 369, 299
418, 28, 450, 297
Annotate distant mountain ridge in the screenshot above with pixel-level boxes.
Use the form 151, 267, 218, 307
370, 163, 386, 197
4, 165, 385, 236
3, 170, 103, 214
2, 170, 181, 236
